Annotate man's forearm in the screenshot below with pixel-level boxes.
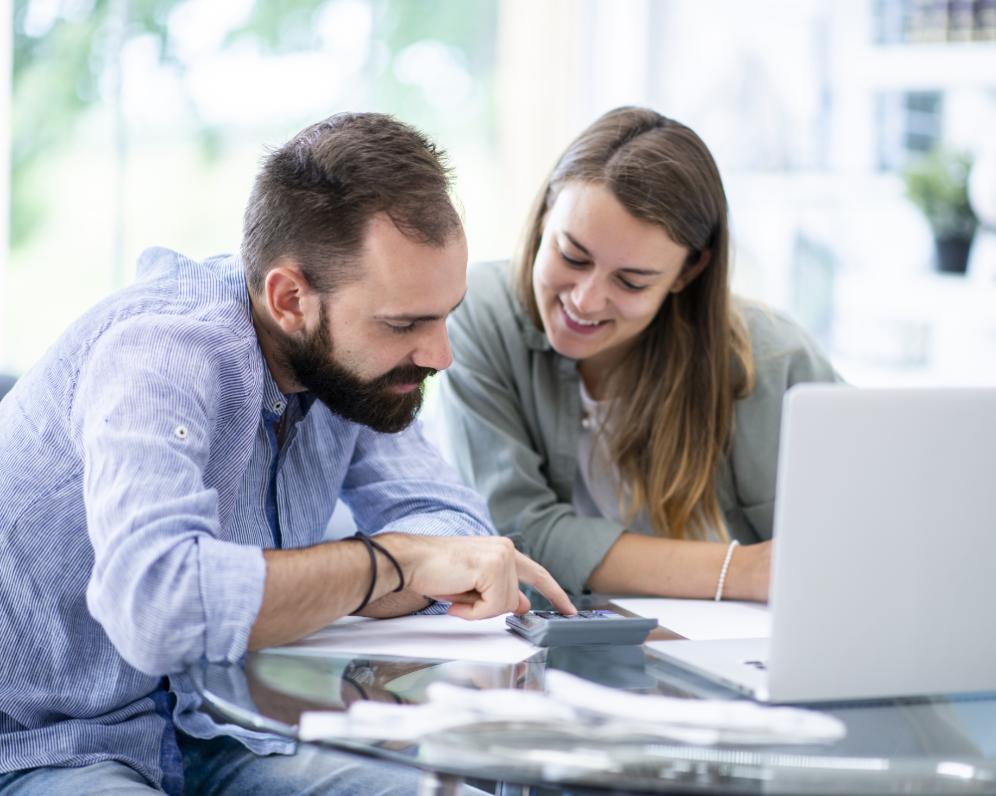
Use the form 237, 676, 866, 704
247, 531, 576, 651
358, 589, 433, 618
247, 539, 402, 650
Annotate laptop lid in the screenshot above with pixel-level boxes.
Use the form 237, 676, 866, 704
765, 385, 996, 703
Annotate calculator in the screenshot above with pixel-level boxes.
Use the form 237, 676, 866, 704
505, 610, 657, 647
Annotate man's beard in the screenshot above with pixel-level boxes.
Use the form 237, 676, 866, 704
281, 306, 435, 434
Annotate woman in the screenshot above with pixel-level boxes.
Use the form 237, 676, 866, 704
440, 107, 839, 600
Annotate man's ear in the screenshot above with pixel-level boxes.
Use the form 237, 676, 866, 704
264, 258, 315, 334
670, 249, 711, 294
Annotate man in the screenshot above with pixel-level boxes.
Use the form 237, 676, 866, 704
0, 113, 573, 794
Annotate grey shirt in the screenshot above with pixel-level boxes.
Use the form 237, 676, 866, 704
440, 260, 840, 595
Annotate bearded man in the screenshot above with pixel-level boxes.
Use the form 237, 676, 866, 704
0, 112, 572, 795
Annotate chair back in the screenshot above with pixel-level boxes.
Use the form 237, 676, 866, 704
0, 374, 16, 401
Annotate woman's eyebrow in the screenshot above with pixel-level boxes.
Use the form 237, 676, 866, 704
562, 230, 592, 257
562, 230, 662, 276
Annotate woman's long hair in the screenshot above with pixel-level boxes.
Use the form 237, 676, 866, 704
513, 106, 755, 540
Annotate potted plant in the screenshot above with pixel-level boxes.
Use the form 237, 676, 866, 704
903, 148, 978, 274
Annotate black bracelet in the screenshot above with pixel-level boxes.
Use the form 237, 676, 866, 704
351, 533, 377, 614
367, 537, 405, 593
341, 673, 370, 703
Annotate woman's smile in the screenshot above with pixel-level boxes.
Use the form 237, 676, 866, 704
558, 298, 610, 335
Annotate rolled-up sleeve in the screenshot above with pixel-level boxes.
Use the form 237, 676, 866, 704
340, 419, 495, 539
74, 317, 265, 676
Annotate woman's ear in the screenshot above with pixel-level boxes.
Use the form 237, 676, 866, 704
670, 249, 711, 293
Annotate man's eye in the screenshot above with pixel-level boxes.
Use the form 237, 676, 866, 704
387, 323, 417, 335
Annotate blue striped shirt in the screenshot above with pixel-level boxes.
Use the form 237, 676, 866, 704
0, 248, 494, 791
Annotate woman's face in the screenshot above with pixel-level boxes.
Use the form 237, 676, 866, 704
532, 181, 691, 376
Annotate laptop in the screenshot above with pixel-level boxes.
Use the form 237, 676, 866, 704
653, 385, 996, 703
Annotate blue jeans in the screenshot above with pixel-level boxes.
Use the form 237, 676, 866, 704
0, 733, 431, 795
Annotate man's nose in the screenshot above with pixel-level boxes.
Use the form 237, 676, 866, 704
413, 324, 453, 372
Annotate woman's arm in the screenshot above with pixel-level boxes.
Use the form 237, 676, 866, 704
586, 533, 770, 601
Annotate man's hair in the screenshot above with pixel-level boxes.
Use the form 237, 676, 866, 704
242, 112, 461, 295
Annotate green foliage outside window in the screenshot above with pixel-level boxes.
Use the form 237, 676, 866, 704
902, 147, 978, 241
10, 0, 497, 250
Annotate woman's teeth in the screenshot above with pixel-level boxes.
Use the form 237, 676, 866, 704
562, 302, 601, 326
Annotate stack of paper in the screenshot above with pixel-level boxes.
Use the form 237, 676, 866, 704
265, 613, 539, 664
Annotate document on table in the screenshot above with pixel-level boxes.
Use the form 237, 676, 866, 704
610, 598, 771, 641
264, 613, 540, 664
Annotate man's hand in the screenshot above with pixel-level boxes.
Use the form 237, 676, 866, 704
375, 534, 576, 619
248, 533, 576, 651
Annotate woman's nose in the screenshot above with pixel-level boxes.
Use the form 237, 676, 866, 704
571, 274, 605, 315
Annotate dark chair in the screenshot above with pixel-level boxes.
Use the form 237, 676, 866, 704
0, 374, 17, 401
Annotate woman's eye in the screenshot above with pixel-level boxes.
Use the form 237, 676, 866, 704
619, 278, 648, 292
559, 250, 588, 267
387, 323, 417, 335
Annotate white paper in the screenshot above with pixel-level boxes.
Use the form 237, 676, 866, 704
610, 598, 771, 641
264, 613, 540, 664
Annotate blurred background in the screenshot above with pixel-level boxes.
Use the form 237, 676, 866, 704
2, 0, 996, 386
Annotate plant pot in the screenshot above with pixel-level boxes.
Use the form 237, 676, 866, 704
934, 236, 973, 274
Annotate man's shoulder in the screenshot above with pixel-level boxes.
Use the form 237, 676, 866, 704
135, 248, 253, 326
81, 249, 253, 354
93, 310, 251, 364
71, 250, 262, 393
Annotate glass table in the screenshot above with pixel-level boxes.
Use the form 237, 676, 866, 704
188, 600, 996, 795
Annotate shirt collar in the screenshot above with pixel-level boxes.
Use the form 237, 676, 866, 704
260, 367, 289, 419
220, 255, 292, 420
299, 392, 319, 415
510, 289, 552, 353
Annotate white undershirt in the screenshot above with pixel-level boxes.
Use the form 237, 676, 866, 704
572, 380, 655, 535
572, 380, 721, 542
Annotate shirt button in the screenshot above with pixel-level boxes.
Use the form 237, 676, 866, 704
273, 400, 286, 413
174, 425, 189, 440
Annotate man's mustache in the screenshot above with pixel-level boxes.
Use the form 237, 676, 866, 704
370, 365, 437, 389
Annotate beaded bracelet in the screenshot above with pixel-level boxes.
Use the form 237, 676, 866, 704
714, 539, 740, 602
